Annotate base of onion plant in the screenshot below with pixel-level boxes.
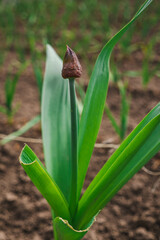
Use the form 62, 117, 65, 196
19, 1, 160, 239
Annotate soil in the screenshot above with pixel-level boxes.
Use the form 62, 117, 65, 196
0, 51, 160, 240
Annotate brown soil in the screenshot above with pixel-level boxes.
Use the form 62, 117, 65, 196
0, 52, 160, 240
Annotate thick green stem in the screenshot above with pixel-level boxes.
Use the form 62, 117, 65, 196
51, 210, 57, 240
52, 210, 59, 240
69, 78, 78, 219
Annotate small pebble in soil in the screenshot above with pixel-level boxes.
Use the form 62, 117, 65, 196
0, 163, 6, 173
0, 231, 6, 240
136, 227, 155, 240
33, 233, 43, 240
5, 192, 17, 202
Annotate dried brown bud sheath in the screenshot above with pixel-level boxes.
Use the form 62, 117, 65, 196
62, 46, 82, 79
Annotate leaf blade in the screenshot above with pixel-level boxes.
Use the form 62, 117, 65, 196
42, 45, 71, 202
75, 108, 160, 229
85, 102, 160, 193
77, 0, 153, 198
20, 145, 71, 221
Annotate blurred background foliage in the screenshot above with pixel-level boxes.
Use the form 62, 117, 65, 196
0, 0, 159, 75
0, 0, 160, 141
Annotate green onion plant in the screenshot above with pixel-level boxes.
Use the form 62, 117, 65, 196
19, 1, 160, 239
141, 37, 159, 87
0, 61, 43, 145
121, 37, 160, 89
105, 61, 130, 141
105, 84, 129, 141
0, 61, 29, 123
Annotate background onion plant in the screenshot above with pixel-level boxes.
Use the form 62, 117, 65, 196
0, 61, 28, 124
19, 1, 160, 239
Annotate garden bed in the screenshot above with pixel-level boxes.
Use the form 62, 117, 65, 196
0, 57, 159, 240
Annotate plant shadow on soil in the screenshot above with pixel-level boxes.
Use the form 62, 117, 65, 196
0, 53, 160, 240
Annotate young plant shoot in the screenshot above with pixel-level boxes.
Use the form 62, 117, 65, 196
105, 62, 130, 141
0, 61, 42, 145
19, 0, 160, 239
0, 61, 28, 123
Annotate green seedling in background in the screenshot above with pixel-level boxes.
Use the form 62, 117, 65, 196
0, 50, 6, 66
121, 35, 160, 89
0, 61, 29, 123
0, 0, 159, 70
107, 62, 130, 141
0, 61, 43, 145
19, 1, 160, 239
105, 84, 129, 141
105, 61, 130, 141
141, 37, 160, 87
